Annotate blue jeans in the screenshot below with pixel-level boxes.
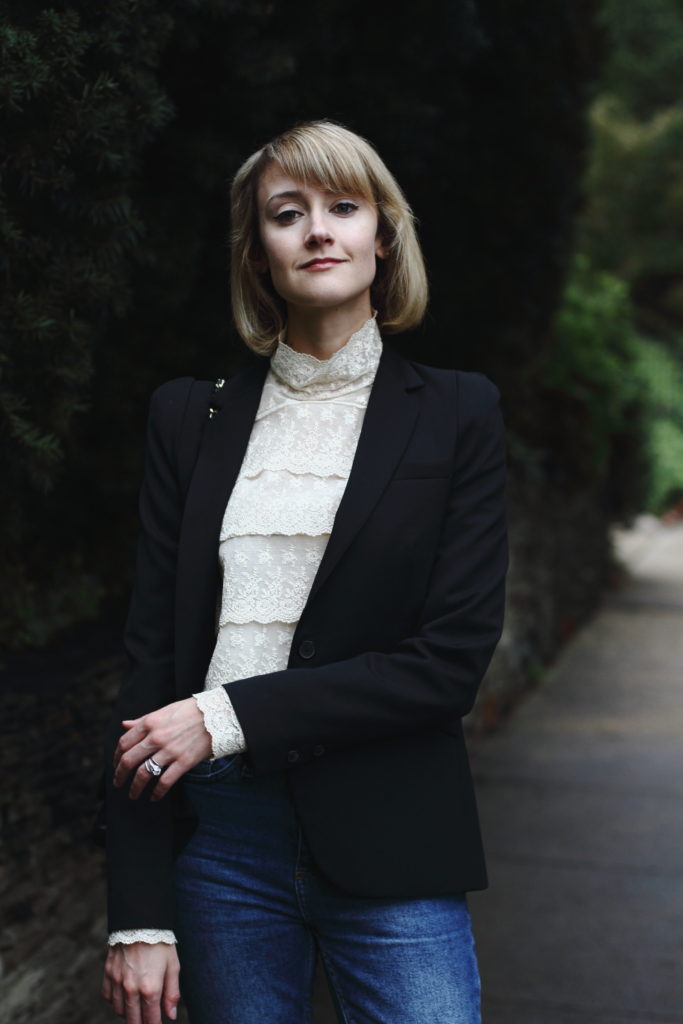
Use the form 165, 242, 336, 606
173, 754, 481, 1024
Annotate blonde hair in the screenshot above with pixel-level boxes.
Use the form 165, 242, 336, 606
230, 120, 428, 355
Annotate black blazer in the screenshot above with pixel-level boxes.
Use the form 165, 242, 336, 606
104, 344, 508, 932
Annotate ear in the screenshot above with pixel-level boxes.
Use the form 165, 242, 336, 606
375, 236, 388, 260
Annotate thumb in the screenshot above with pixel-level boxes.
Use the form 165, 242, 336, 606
163, 966, 181, 1021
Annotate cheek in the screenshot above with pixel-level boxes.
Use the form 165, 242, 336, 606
265, 250, 297, 294
358, 225, 383, 267
259, 225, 294, 274
261, 236, 282, 272
360, 238, 382, 280
267, 262, 292, 301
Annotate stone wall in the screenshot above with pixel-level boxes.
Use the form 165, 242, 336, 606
0, 472, 615, 1023
0, 625, 122, 1024
469, 473, 614, 735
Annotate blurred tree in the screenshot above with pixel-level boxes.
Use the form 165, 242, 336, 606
577, 0, 683, 511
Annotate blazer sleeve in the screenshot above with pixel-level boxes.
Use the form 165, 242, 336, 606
104, 377, 195, 933
226, 371, 508, 776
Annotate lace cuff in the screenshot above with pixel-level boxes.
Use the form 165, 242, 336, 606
193, 687, 247, 758
108, 929, 176, 946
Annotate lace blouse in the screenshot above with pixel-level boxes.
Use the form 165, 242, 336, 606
109, 316, 383, 946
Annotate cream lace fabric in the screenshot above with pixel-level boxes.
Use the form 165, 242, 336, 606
108, 929, 175, 947
201, 314, 381, 713
110, 316, 382, 947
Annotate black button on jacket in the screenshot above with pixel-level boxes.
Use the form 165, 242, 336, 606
104, 345, 508, 933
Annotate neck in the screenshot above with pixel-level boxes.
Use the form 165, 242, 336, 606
285, 299, 373, 359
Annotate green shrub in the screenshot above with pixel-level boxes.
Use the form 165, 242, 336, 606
546, 254, 642, 475
527, 252, 647, 518
630, 335, 683, 511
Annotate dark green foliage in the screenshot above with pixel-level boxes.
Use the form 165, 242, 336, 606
581, 0, 683, 329
2, 0, 615, 648
1, 2, 174, 645
537, 254, 647, 512
597, 0, 683, 120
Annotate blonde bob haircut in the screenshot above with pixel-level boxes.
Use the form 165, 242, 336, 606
230, 120, 428, 355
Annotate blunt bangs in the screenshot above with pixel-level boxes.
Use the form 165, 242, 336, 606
262, 123, 380, 206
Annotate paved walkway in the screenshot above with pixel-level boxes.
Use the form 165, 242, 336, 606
469, 522, 683, 1023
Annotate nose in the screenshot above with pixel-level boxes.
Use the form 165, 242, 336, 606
304, 210, 333, 248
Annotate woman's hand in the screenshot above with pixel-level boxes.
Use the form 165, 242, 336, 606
113, 697, 212, 800
103, 941, 180, 1023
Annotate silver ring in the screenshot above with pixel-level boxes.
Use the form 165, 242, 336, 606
144, 757, 163, 777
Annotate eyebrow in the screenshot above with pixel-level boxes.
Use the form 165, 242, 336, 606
265, 187, 358, 208
265, 189, 306, 207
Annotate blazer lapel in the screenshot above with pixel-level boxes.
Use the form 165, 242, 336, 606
175, 359, 269, 693
306, 346, 424, 606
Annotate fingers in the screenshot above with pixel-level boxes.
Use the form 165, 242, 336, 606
111, 984, 126, 1019
113, 699, 212, 799
102, 948, 119, 1014
114, 718, 160, 788
148, 760, 184, 802
103, 944, 176, 1024
125, 990, 145, 1024
103, 950, 142, 1021
120, 752, 184, 802
114, 752, 156, 795
131, 759, 168, 800
129, 755, 189, 801
101, 965, 113, 1006
114, 719, 152, 773
139, 983, 164, 1024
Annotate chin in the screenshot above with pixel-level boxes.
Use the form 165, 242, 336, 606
289, 285, 374, 311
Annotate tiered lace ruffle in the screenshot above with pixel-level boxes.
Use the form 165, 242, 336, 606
202, 316, 382, 693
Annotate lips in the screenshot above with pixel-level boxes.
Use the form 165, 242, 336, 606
300, 257, 345, 269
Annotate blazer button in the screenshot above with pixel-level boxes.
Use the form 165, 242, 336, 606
312, 745, 325, 757
287, 750, 300, 763
299, 639, 315, 659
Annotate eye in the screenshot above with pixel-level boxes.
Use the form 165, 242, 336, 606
273, 208, 302, 224
332, 200, 359, 216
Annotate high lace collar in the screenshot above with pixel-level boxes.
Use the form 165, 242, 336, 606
269, 316, 382, 396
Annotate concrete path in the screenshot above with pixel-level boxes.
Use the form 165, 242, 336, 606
469, 522, 683, 1023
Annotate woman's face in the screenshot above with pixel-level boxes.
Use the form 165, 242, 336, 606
256, 163, 385, 317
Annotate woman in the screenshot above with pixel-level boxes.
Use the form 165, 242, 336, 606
102, 120, 508, 1024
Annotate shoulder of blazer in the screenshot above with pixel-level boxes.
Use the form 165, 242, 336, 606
453, 370, 502, 428
149, 359, 268, 440
146, 377, 212, 499
395, 355, 502, 419
149, 361, 269, 498
147, 377, 200, 445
